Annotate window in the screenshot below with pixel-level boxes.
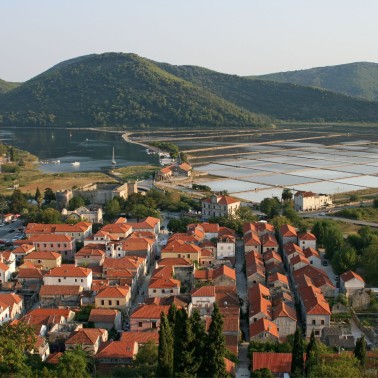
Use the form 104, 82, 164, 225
116, 300, 120, 306
75, 279, 77, 282
152, 321, 157, 329
312, 320, 316, 325
81, 279, 83, 282
108, 300, 112, 305
138, 322, 143, 328
153, 290, 156, 293
101, 300, 104, 305
58, 279, 61, 283
38, 260, 42, 263
321, 320, 325, 325
315, 330, 320, 336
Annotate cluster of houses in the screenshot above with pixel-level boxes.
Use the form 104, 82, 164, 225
155, 162, 192, 181
0, 192, 371, 374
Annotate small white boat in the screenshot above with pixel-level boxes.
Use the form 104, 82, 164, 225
71, 161, 80, 166
52, 160, 60, 164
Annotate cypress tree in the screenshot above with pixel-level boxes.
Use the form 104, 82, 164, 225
157, 312, 174, 378
291, 327, 304, 377
35, 187, 43, 208
305, 329, 319, 376
354, 335, 366, 367
204, 303, 227, 378
190, 309, 207, 376
168, 303, 177, 327
173, 308, 196, 377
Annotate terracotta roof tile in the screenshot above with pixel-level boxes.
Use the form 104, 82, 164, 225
252, 352, 292, 373
39, 285, 83, 296
25, 251, 61, 260
279, 224, 297, 237
340, 270, 365, 283
89, 309, 119, 323
130, 304, 170, 319
96, 341, 137, 359
298, 232, 317, 241
66, 328, 106, 345
191, 286, 216, 297
44, 265, 92, 277
249, 318, 279, 339
96, 286, 129, 298
120, 331, 159, 344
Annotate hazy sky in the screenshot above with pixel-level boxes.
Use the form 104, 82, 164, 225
1, 0, 378, 82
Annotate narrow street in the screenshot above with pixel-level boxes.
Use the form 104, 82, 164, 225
236, 342, 250, 378
235, 240, 249, 339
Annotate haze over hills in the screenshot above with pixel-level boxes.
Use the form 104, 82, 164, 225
0, 53, 377, 129
252, 62, 378, 101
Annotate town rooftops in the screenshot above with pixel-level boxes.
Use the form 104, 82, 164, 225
89, 309, 119, 324
298, 285, 331, 315
272, 302, 297, 321
39, 285, 83, 296
157, 258, 193, 267
149, 278, 181, 289
130, 304, 171, 319
267, 272, 288, 286
191, 285, 216, 297
159, 166, 174, 175
44, 265, 92, 277
252, 352, 292, 373
121, 238, 153, 251
303, 247, 320, 259
96, 286, 130, 298
100, 223, 132, 234
194, 265, 236, 281
249, 318, 279, 339
120, 331, 159, 344
253, 222, 275, 234
96, 340, 137, 359
17, 268, 43, 279
25, 251, 61, 260
261, 234, 278, 247
75, 247, 105, 257
66, 328, 106, 345
202, 195, 240, 205
279, 224, 297, 237
103, 256, 145, 270
298, 232, 317, 241
340, 270, 365, 283
127, 216, 160, 229
162, 241, 202, 254
178, 162, 192, 171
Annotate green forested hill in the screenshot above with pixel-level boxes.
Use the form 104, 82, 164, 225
252, 62, 378, 101
0, 53, 270, 128
0, 78, 20, 94
157, 63, 378, 122
0, 53, 378, 128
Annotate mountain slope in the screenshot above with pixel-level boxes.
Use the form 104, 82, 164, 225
0, 53, 270, 128
0, 78, 21, 94
156, 63, 378, 122
251, 62, 378, 101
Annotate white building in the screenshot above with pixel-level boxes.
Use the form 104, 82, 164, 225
216, 234, 236, 259
340, 270, 365, 295
43, 265, 93, 290
202, 195, 240, 221
294, 191, 332, 212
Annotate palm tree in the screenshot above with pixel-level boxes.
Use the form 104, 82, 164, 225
282, 188, 293, 203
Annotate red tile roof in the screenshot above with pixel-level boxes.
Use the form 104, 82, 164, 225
89, 309, 119, 323
267, 272, 288, 285
100, 223, 132, 234
44, 265, 92, 277
202, 195, 240, 205
272, 302, 297, 321
25, 251, 61, 260
280, 224, 297, 237
27, 234, 74, 243
0, 261, 9, 271
244, 232, 262, 246
298, 232, 317, 241
261, 234, 278, 247
96, 286, 130, 298
17, 268, 43, 278
157, 258, 192, 267
96, 341, 137, 359
252, 352, 292, 373
178, 162, 192, 171
130, 304, 170, 320
298, 285, 331, 315
75, 247, 105, 257
39, 285, 83, 296
249, 318, 279, 339
120, 331, 159, 344
340, 270, 365, 283
66, 328, 106, 345
303, 247, 320, 259
191, 285, 216, 297
252, 222, 275, 233
148, 278, 180, 289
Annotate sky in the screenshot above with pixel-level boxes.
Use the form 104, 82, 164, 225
1, 0, 378, 82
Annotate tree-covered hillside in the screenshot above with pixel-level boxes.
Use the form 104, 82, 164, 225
0, 78, 20, 94
252, 62, 378, 101
0, 53, 271, 129
157, 63, 378, 122
0, 53, 378, 128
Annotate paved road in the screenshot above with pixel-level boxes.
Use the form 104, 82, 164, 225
0, 219, 23, 244
235, 240, 249, 339
236, 342, 250, 378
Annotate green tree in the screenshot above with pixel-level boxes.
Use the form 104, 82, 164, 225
272, 215, 292, 230
291, 327, 304, 377
44, 187, 56, 204
57, 345, 90, 378
305, 329, 320, 376
307, 354, 361, 378
282, 188, 293, 203
204, 303, 227, 378
354, 335, 366, 367
251, 368, 274, 378
373, 198, 378, 208
104, 198, 121, 220
361, 240, 378, 285
167, 303, 177, 327
40, 208, 62, 223
157, 312, 174, 378
130, 203, 160, 221
235, 205, 257, 222
173, 308, 197, 376
9, 146, 15, 162
68, 195, 85, 211
260, 197, 281, 219
10, 189, 28, 213
332, 244, 358, 274
35, 187, 43, 208
190, 308, 207, 376
323, 224, 344, 260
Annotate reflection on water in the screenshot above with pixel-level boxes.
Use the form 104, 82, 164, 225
0, 128, 158, 172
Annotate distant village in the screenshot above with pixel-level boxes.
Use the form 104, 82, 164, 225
0, 179, 376, 377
